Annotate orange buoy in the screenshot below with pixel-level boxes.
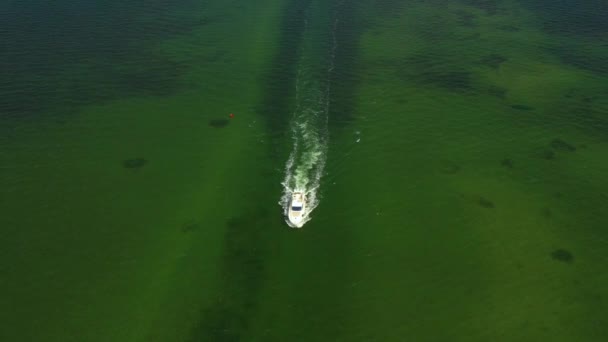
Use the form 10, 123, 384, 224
229, 113, 234, 119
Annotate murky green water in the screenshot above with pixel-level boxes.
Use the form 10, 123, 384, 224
1, 0, 607, 341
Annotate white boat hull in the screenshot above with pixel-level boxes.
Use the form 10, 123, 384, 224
286, 191, 307, 228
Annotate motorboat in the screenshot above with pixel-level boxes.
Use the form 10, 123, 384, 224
287, 191, 307, 228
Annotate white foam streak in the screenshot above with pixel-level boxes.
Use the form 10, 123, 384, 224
280, 16, 339, 228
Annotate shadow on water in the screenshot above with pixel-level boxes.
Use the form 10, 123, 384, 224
0, 0, 205, 121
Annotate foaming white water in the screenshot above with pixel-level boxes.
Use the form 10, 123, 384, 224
280, 16, 338, 228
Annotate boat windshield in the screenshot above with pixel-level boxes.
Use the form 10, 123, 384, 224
291, 206, 302, 211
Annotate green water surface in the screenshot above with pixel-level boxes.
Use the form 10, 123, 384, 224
1, 0, 607, 341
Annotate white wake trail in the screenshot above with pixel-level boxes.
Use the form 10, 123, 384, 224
280, 14, 339, 228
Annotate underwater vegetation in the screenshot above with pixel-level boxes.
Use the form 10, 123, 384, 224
399, 54, 474, 92
462, 0, 501, 15
454, 10, 476, 27
541, 150, 556, 160
510, 104, 534, 111
486, 85, 507, 98
550, 138, 576, 152
526, 0, 608, 38
480, 54, 507, 69
181, 220, 201, 233
477, 197, 495, 208
551, 249, 574, 263
122, 158, 148, 169
498, 25, 520, 32
535, 138, 577, 161
439, 161, 461, 174
436, 71, 472, 91
420, 70, 473, 92
549, 45, 607, 75
1, 1, 200, 120
187, 208, 274, 342
208, 119, 230, 128
328, 0, 365, 129
564, 88, 600, 103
